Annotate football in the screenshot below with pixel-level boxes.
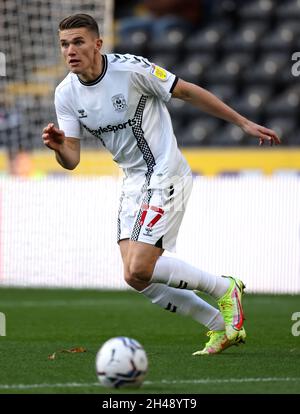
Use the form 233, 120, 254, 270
95, 336, 148, 388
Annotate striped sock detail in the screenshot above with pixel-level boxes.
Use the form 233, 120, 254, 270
165, 302, 177, 313
176, 280, 188, 289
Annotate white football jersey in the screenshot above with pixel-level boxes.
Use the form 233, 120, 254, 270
55, 53, 191, 187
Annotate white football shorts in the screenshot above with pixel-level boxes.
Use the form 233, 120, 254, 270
117, 173, 193, 252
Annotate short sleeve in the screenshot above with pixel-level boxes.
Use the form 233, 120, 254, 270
131, 61, 178, 102
54, 90, 81, 138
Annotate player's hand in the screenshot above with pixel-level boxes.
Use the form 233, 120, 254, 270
240, 119, 281, 146
42, 123, 66, 150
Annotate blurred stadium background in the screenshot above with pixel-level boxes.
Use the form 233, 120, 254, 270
0, 0, 299, 293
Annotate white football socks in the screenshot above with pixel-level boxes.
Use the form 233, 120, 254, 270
141, 283, 225, 331
151, 256, 230, 299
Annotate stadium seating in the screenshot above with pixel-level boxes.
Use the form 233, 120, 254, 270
208, 84, 237, 102
115, 28, 150, 56
265, 85, 300, 117
121, 0, 300, 147
185, 21, 232, 54
242, 52, 289, 85
222, 22, 268, 54
177, 118, 221, 146
238, 0, 276, 22
229, 85, 273, 120
208, 123, 247, 147
275, 0, 300, 20
175, 53, 214, 84
148, 27, 188, 54
260, 22, 300, 53
204, 53, 253, 85
158, 0, 298, 146
117, 0, 300, 147
3, 1, 298, 151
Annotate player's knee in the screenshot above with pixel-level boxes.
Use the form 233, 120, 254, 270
125, 261, 152, 286
123, 267, 134, 287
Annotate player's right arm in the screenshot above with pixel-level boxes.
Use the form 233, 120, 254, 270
42, 123, 80, 170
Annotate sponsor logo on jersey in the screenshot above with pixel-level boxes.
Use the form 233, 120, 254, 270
112, 94, 128, 112
100, 118, 137, 133
82, 118, 137, 138
151, 64, 167, 81
78, 109, 87, 118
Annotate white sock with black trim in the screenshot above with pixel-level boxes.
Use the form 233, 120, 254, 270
141, 283, 225, 331
151, 256, 230, 299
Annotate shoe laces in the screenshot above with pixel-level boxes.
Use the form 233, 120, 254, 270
205, 330, 223, 346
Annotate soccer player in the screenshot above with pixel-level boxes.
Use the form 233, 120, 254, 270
42, 14, 281, 355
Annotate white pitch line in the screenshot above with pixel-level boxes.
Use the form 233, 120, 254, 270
0, 377, 299, 390
0, 382, 100, 390
0, 299, 106, 308
157, 377, 300, 385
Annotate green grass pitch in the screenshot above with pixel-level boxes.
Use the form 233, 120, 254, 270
0, 288, 299, 394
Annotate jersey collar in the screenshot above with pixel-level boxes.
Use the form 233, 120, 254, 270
77, 54, 108, 86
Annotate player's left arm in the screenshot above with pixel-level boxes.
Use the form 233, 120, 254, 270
172, 78, 281, 146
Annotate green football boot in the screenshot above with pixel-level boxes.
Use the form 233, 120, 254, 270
217, 276, 246, 341
192, 327, 246, 356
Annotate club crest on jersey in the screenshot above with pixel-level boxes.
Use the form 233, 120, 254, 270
78, 109, 87, 118
112, 94, 128, 112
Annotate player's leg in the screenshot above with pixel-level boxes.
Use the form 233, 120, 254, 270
124, 190, 245, 332
119, 238, 161, 291
123, 239, 246, 352
123, 240, 163, 291
118, 177, 245, 348
151, 257, 246, 341
125, 176, 231, 297
124, 238, 230, 298
121, 240, 245, 354
119, 239, 226, 335
123, 177, 245, 342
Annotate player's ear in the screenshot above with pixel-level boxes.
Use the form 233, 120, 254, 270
95, 37, 103, 52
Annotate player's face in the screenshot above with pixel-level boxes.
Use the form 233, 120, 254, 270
59, 28, 102, 75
